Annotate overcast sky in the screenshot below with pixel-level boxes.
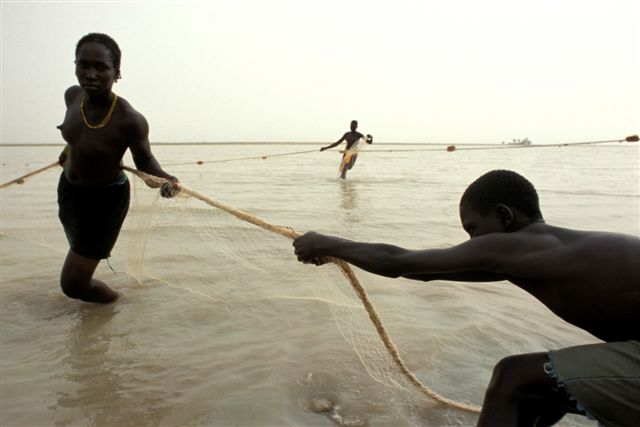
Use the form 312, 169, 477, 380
1, 0, 638, 144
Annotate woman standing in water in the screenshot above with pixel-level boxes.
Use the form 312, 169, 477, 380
57, 33, 179, 303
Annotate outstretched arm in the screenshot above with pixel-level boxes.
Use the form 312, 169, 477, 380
320, 133, 347, 151
404, 271, 505, 282
293, 231, 508, 282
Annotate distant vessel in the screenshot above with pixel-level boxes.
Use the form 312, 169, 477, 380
501, 138, 532, 145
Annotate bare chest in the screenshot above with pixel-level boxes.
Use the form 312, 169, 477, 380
60, 106, 127, 159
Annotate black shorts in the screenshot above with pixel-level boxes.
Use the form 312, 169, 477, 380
57, 173, 130, 260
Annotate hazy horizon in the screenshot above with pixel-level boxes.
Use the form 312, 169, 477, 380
2, 1, 638, 145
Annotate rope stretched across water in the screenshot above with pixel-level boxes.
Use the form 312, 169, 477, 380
2, 134, 633, 186
0, 161, 59, 189
123, 165, 482, 413
161, 134, 639, 165
164, 149, 320, 167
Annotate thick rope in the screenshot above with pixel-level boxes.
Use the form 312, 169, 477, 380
123, 165, 481, 413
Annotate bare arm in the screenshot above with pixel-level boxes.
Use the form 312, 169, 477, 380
293, 231, 510, 281
126, 113, 178, 188
404, 271, 505, 282
63, 85, 82, 107
321, 133, 347, 151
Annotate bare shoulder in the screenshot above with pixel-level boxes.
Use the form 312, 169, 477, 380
464, 223, 563, 253
115, 96, 149, 134
63, 85, 83, 106
502, 223, 640, 255
116, 96, 145, 121
570, 229, 640, 260
455, 224, 598, 271
465, 223, 640, 286
540, 224, 640, 249
494, 224, 640, 277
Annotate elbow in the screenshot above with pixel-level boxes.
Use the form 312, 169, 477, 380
383, 249, 423, 278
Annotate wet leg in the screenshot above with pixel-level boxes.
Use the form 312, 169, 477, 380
60, 249, 118, 303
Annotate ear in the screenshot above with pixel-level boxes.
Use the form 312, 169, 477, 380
495, 204, 514, 228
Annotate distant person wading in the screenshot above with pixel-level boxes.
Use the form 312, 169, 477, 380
321, 120, 373, 179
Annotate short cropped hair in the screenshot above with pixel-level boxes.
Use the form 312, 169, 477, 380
460, 170, 543, 220
76, 33, 122, 80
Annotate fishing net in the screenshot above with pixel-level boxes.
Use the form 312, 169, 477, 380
337, 136, 371, 178
5, 138, 633, 426
1, 158, 482, 426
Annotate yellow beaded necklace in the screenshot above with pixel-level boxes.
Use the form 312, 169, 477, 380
80, 94, 118, 129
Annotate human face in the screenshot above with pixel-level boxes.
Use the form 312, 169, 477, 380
459, 202, 506, 238
75, 42, 117, 97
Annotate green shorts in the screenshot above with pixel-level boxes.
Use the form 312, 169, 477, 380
546, 341, 640, 427
57, 173, 130, 260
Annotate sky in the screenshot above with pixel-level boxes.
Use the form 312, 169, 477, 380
1, 0, 638, 144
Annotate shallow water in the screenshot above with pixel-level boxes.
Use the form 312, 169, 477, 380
1, 143, 638, 426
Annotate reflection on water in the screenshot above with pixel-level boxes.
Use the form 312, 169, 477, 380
339, 180, 358, 211
339, 180, 360, 230
54, 305, 171, 427
55, 305, 119, 425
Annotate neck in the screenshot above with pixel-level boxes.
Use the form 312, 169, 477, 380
511, 217, 545, 232
85, 90, 114, 105
80, 92, 118, 130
